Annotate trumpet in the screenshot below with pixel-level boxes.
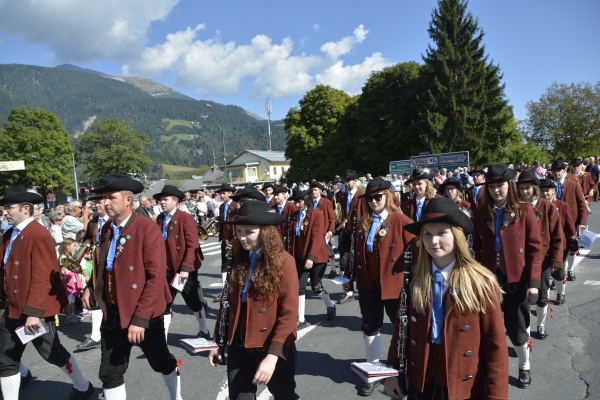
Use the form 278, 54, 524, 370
198, 217, 218, 240
61, 239, 91, 274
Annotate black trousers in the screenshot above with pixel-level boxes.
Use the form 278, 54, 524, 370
358, 280, 399, 336
99, 308, 177, 389
0, 312, 70, 377
227, 331, 299, 400
536, 266, 552, 307
408, 381, 449, 400
495, 272, 530, 346
296, 258, 327, 296
165, 270, 203, 314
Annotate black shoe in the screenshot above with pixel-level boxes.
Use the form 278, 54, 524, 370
67, 381, 94, 400
567, 271, 576, 281
549, 280, 556, 290
326, 306, 336, 320
75, 338, 101, 351
537, 326, 548, 340
213, 294, 222, 302
327, 270, 338, 279
555, 294, 565, 305
296, 320, 308, 330
518, 369, 531, 389
21, 370, 33, 388
337, 292, 354, 304
359, 380, 380, 396
198, 330, 212, 340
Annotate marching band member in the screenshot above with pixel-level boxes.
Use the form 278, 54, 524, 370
216, 183, 238, 300
516, 171, 564, 340
231, 186, 266, 205
402, 169, 440, 222
348, 177, 414, 396
539, 179, 579, 305
208, 201, 299, 400
338, 170, 364, 304
309, 181, 336, 273
465, 166, 486, 209
0, 187, 94, 400
154, 185, 208, 340
271, 185, 298, 247
384, 198, 507, 400
571, 158, 596, 203
438, 177, 471, 214
82, 174, 182, 400
472, 164, 543, 389
289, 188, 336, 328
262, 182, 277, 207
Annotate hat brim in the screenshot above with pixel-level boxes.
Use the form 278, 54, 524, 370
0, 192, 43, 205
480, 169, 516, 186
231, 192, 266, 202
93, 178, 144, 195
221, 211, 286, 226
153, 192, 184, 202
405, 209, 473, 236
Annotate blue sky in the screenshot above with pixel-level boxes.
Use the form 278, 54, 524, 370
0, 0, 598, 123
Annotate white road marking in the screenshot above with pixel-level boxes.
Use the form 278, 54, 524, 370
583, 281, 600, 286
209, 283, 223, 288
203, 250, 223, 256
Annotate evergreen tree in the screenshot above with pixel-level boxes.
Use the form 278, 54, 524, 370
416, 0, 515, 164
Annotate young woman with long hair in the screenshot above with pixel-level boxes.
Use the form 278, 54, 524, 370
401, 169, 440, 222
347, 177, 414, 396
208, 201, 299, 400
384, 198, 507, 399
472, 164, 543, 389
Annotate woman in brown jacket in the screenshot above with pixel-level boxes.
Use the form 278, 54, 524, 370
384, 198, 507, 400
208, 201, 299, 400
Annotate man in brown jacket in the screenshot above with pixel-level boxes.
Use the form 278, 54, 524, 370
0, 187, 93, 400
82, 174, 182, 400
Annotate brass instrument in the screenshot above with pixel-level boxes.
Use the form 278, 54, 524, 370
61, 239, 91, 273
334, 199, 344, 225
198, 217, 219, 240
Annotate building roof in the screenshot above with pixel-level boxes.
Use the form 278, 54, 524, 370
242, 150, 288, 162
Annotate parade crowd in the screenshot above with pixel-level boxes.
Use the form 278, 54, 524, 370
0, 155, 596, 400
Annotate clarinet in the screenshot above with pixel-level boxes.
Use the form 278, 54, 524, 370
286, 213, 292, 254
396, 244, 412, 384
349, 213, 357, 281
217, 244, 235, 361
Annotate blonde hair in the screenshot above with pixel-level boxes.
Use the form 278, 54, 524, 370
411, 226, 503, 315
358, 190, 399, 233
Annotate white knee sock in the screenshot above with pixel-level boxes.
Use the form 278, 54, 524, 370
163, 367, 182, 400
319, 290, 335, 308
104, 384, 126, 400
221, 272, 227, 284
91, 309, 103, 342
565, 254, 575, 273
19, 362, 29, 377
164, 313, 172, 339
536, 305, 548, 327
556, 279, 566, 296
364, 334, 381, 363
196, 309, 209, 336
60, 356, 89, 392
0, 373, 21, 400
298, 295, 306, 322
515, 343, 530, 370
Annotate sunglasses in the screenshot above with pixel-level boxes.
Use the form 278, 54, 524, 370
366, 193, 384, 202
472, 173, 482, 178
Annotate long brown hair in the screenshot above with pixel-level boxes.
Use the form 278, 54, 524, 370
229, 225, 284, 301
477, 180, 524, 223
358, 190, 399, 233
411, 226, 503, 315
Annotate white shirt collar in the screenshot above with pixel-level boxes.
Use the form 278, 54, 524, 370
432, 258, 456, 291
372, 209, 389, 221
14, 216, 34, 232
111, 214, 132, 229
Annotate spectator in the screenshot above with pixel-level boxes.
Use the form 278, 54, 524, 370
49, 210, 64, 246
196, 192, 209, 224
58, 238, 84, 324
61, 200, 91, 240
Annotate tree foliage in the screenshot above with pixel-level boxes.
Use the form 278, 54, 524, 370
77, 118, 152, 184
416, 0, 515, 164
0, 107, 75, 198
284, 85, 353, 181
524, 82, 600, 159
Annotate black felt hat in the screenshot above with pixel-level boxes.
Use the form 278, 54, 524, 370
405, 168, 433, 185
343, 170, 361, 180
539, 179, 557, 189
550, 158, 568, 171
405, 197, 473, 235
153, 185, 185, 202
273, 185, 288, 195
479, 164, 515, 186
516, 171, 540, 187
231, 186, 266, 202
216, 183, 236, 193
309, 181, 326, 191
262, 182, 276, 191
571, 157, 583, 166
358, 177, 392, 198
0, 187, 43, 205
438, 177, 462, 193
289, 187, 311, 202
221, 201, 285, 226
92, 174, 144, 194
469, 166, 485, 176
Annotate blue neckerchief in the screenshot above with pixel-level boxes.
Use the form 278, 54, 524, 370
241, 252, 259, 302
3, 227, 20, 268
431, 270, 445, 344
313, 200, 318, 209
346, 191, 353, 214
416, 200, 424, 222
296, 210, 306, 236
223, 202, 230, 221
106, 226, 122, 271
556, 183, 563, 200
366, 215, 382, 252
162, 213, 172, 240
494, 208, 505, 251
95, 217, 106, 244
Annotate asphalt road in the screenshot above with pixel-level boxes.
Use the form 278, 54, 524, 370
13, 202, 600, 399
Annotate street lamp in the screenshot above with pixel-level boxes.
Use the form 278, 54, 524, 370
203, 103, 227, 184
265, 99, 272, 151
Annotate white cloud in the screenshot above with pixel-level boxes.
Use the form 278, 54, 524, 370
316, 53, 390, 95
0, 0, 180, 62
320, 24, 369, 59
313, 24, 320, 32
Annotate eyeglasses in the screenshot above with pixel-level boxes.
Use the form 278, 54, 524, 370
366, 193, 384, 202
472, 173, 482, 178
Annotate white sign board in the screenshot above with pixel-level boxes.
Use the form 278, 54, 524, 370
0, 160, 25, 172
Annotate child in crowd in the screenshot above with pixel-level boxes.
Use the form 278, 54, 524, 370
58, 238, 84, 324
